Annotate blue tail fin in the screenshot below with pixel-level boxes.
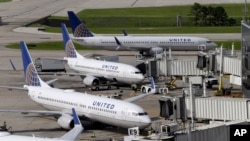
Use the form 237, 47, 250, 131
20, 41, 50, 87
67, 11, 94, 37
61, 23, 83, 59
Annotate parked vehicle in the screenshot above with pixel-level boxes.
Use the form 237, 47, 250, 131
35, 58, 66, 72
205, 75, 218, 88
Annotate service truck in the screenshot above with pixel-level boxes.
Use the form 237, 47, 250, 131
35, 58, 66, 72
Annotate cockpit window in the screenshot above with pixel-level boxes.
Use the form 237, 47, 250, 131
131, 112, 148, 116
135, 71, 142, 74
206, 41, 212, 43
138, 112, 148, 116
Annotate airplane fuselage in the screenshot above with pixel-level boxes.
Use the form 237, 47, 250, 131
65, 57, 144, 85
27, 86, 151, 129
72, 36, 217, 51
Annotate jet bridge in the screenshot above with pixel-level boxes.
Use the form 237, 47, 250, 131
141, 48, 241, 89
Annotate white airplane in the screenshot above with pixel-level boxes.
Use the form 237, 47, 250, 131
0, 108, 83, 141
67, 11, 218, 56
0, 40, 156, 130
61, 23, 144, 90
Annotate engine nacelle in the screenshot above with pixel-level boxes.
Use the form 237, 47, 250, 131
83, 76, 100, 86
57, 114, 73, 129
149, 47, 164, 56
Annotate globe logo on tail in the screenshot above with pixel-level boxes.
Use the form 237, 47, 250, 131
74, 23, 93, 37
66, 40, 77, 58
25, 63, 41, 86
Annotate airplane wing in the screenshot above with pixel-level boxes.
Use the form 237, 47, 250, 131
124, 76, 156, 103
124, 90, 155, 103
114, 37, 159, 50
0, 78, 58, 90
0, 86, 27, 91
0, 109, 64, 116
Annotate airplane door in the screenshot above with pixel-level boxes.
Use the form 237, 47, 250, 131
198, 45, 206, 50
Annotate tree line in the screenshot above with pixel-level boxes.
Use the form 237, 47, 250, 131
189, 3, 237, 26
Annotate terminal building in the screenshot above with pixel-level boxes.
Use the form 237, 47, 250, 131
242, 22, 250, 98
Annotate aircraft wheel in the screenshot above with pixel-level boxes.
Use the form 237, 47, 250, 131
95, 87, 99, 91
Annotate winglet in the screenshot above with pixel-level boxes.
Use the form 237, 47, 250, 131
150, 76, 155, 90
9, 59, 16, 71
114, 37, 121, 46
122, 29, 128, 36
20, 41, 49, 87
59, 108, 83, 141
72, 108, 80, 125
114, 37, 130, 50
114, 37, 122, 50
67, 11, 94, 37
61, 23, 83, 59
123, 76, 155, 103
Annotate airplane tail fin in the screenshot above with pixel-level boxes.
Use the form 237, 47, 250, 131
20, 41, 50, 88
59, 108, 83, 141
61, 23, 84, 59
67, 11, 94, 37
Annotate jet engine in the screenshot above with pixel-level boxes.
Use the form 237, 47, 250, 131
149, 47, 164, 56
83, 76, 100, 86
57, 114, 74, 129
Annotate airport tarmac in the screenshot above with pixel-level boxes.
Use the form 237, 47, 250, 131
0, 0, 243, 140
0, 47, 231, 140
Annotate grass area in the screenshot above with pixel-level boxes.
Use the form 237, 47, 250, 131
40, 4, 244, 34
6, 40, 241, 50
0, 0, 11, 2
78, 4, 246, 17
215, 41, 241, 50
21, 4, 243, 50
43, 26, 241, 34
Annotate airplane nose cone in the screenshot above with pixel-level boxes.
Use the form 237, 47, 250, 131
134, 74, 145, 84
212, 42, 218, 47
140, 116, 151, 128
138, 74, 145, 82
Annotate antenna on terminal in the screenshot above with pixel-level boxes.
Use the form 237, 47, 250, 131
243, 0, 248, 23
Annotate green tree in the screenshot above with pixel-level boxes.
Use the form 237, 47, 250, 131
189, 3, 236, 26
212, 6, 228, 26
189, 2, 202, 26
206, 6, 215, 26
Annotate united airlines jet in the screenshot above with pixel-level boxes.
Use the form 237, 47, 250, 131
0, 108, 83, 141
68, 11, 217, 56
0, 41, 156, 129
61, 23, 144, 89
